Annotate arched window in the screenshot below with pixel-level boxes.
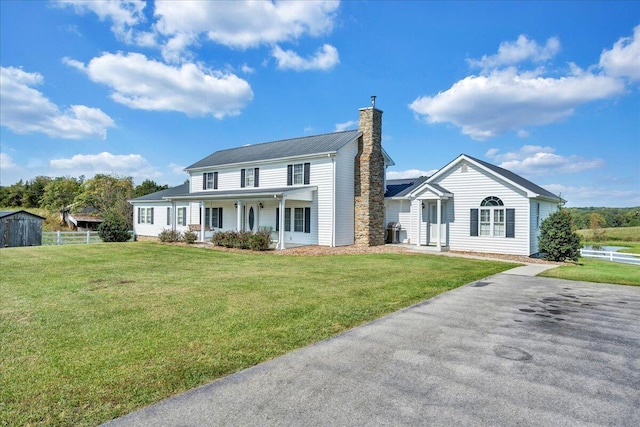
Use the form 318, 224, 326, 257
470, 196, 513, 238
480, 196, 504, 207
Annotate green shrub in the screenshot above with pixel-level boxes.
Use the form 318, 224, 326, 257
538, 210, 581, 262
183, 230, 198, 244
211, 230, 271, 251
98, 210, 132, 242
158, 229, 182, 243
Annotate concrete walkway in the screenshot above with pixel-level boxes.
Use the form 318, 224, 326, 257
103, 272, 640, 426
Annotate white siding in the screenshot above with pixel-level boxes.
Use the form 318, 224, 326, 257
385, 199, 411, 243
133, 202, 188, 237
433, 161, 532, 255
334, 140, 358, 246
529, 199, 559, 254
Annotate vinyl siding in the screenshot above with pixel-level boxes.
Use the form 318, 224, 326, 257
385, 199, 410, 243
433, 161, 531, 255
133, 202, 189, 237
334, 140, 358, 246
530, 199, 559, 254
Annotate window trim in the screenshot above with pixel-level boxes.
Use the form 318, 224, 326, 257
138, 207, 154, 224
471, 197, 514, 238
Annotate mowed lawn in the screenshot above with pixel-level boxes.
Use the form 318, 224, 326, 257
0, 242, 515, 426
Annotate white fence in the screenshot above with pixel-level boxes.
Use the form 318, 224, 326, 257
43, 231, 101, 245
580, 248, 640, 265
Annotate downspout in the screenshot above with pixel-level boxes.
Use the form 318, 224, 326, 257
331, 153, 336, 247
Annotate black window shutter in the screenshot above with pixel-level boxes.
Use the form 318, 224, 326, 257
150, 207, 154, 225
183, 208, 187, 226
506, 208, 515, 238
304, 207, 311, 233
137, 207, 141, 224
303, 163, 310, 185
275, 207, 279, 232
254, 168, 259, 187
202, 173, 206, 190
213, 172, 218, 190
240, 169, 246, 188
167, 207, 171, 225
287, 165, 293, 186
218, 207, 223, 228
470, 209, 478, 236
199, 208, 202, 225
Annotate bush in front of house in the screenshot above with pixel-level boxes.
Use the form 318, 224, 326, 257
98, 209, 132, 242
538, 209, 581, 262
158, 229, 182, 243
183, 230, 198, 244
211, 230, 271, 251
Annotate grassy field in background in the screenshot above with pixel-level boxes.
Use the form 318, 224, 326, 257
577, 226, 640, 254
0, 242, 516, 426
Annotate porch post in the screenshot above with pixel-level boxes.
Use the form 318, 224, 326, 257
200, 202, 205, 242
171, 202, 176, 231
236, 200, 243, 232
278, 197, 285, 250
436, 198, 442, 249
416, 200, 422, 246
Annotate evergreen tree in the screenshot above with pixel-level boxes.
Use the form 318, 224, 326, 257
538, 210, 582, 262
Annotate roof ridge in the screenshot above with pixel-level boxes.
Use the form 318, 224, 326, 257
212, 129, 361, 154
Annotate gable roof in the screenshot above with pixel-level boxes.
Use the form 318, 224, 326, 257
0, 210, 46, 220
429, 154, 562, 201
186, 130, 362, 170
130, 183, 190, 202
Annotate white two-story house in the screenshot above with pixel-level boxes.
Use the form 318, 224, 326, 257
131, 99, 562, 255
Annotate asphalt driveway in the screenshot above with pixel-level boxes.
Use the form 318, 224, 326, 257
104, 273, 640, 426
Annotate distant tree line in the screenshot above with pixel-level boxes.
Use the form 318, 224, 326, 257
564, 207, 640, 229
0, 175, 169, 229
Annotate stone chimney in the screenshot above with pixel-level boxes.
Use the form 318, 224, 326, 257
354, 96, 385, 246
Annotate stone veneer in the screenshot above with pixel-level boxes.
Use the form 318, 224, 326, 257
354, 106, 385, 246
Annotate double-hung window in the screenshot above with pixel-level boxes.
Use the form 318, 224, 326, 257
203, 172, 218, 190
137, 207, 154, 224
204, 207, 223, 229
287, 163, 310, 186
177, 207, 186, 226
240, 168, 259, 188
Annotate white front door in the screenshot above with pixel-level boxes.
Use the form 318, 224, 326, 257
428, 202, 446, 245
244, 204, 258, 232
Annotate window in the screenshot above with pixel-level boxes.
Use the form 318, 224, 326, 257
294, 208, 304, 232
177, 207, 186, 226
471, 197, 514, 238
166, 207, 171, 226
203, 172, 218, 190
241, 168, 259, 188
204, 207, 223, 228
137, 207, 154, 224
287, 163, 310, 186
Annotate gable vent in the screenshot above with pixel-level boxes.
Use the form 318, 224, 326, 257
461, 164, 468, 173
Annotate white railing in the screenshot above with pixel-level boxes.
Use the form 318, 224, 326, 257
43, 231, 101, 245
580, 248, 640, 265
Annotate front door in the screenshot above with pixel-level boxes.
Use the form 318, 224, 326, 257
244, 204, 258, 232
428, 202, 446, 245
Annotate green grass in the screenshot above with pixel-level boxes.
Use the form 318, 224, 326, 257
577, 226, 640, 254
0, 243, 515, 426
539, 257, 640, 286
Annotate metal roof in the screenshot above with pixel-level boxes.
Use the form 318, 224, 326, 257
130, 183, 190, 202
186, 130, 362, 170
385, 177, 429, 197
0, 210, 46, 219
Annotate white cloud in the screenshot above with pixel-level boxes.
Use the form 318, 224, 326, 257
272, 44, 339, 71
600, 24, 640, 82
468, 35, 561, 69
485, 146, 604, 175
544, 184, 640, 207
0, 66, 115, 139
57, 0, 146, 44
335, 120, 357, 132
387, 169, 438, 180
409, 67, 625, 140
153, 0, 339, 60
66, 53, 253, 118
50, 152, 161, 180
169, 163, 187, 175
241, 64, 255, 74
0, 152, 18, 170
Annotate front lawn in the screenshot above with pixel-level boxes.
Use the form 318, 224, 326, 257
0, 243, 514, 426
539, 257, 640, 286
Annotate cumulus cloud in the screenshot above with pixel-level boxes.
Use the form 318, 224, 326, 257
409, 67, 625, 140
272, 44, 339, 71
387, 169, 438, 180
544, 183, 640, 208
65, 53, 253, 118
485, 146, 604, 175
467, 35, 561, 69
600, 24, 640, 82
410, 28, 640, 140
0, 152, 18, 170
335, 120, 357, 132
0, 66, 115, 139
50, 152, 161, 180
57, 0, 146, 44
153, 0, 338, 60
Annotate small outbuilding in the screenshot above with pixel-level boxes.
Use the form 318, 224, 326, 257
0, 210, 45, 248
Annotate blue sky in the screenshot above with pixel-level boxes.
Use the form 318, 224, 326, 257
1, 1, 638, 207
